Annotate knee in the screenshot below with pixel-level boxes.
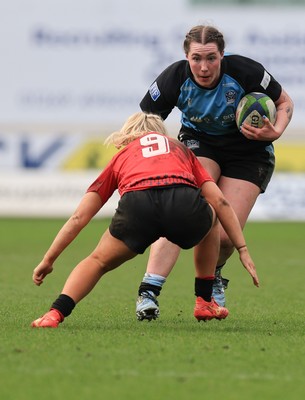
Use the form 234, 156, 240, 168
91, 248, 123, 275
89, 253, 111, 275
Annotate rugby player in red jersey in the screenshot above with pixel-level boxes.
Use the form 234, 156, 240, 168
31, 112, 258, 328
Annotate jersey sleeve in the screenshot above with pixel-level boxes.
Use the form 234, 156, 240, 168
188, 150, 215, 187
226, 55, 282, 102
140, 61, 187, 120
86, 159, 118, 206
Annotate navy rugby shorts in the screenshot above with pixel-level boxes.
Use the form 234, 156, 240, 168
109, 185, 213, 254
179, 131, 275, 193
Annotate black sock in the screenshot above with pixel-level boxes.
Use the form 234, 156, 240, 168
51, 294, 76, 317
138, 282, 162, 297
195, 277, 214, 302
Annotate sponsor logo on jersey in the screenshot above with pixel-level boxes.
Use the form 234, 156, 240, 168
222, 113, 235, 121
190, 116, 203, 123
184, 139, 200, 150
149, 82, 161, 101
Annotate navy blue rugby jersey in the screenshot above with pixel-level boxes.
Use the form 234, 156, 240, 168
140, 54, 282, 150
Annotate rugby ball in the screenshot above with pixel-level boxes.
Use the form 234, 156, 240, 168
236, 92, 276, 130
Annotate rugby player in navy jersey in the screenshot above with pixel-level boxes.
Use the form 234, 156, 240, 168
136, 24, 293, 319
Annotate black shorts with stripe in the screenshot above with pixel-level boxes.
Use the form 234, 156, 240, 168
109, 185, 213, 254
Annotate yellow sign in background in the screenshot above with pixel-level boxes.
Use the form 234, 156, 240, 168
62, 139, 305, 172
274, 143, 305, 172
62, 140, 118, 170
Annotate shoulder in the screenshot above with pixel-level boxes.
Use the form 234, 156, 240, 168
140, 61, 190, 118
157, 60, 189, 81
223, 53, 265, 75
222, 53, 281, 97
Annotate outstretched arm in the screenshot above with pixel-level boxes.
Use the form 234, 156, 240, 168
32, 192, 103, 286
201, 181, 259, 287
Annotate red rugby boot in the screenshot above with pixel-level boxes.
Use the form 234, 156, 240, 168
31, 309, 64, 328
194, 297, 229, 322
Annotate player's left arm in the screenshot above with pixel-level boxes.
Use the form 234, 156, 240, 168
273, 88, 294, 137
242, 88, 294, 142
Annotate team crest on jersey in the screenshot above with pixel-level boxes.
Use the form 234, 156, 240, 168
149, 82, 161, 101
225, 90, 236, 104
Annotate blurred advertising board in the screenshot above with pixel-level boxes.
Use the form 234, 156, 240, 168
0, 1, 304, 219
0, 0, 304, 130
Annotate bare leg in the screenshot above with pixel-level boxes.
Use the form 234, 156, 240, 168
136, 237, 180, 320
217, 177, 261, 265
62, 229, 137, 303
194, 216, 220, 278
193, 210, 220, 302
32, 229, 137, 327
210, 177, 260, 305
197, 157, 261, 266
192, 214, 229, 321
146, 237, 180, 276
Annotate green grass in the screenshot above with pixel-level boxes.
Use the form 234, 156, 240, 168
0, 218, 305, 400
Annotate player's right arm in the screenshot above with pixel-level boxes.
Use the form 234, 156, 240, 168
140, 61, 186, 119
32, 192, 103, 286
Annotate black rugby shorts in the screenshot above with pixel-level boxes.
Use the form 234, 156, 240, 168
179, 132, 275, 193
109, 186, 213, 254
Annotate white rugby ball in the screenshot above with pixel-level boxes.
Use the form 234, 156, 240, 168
236, 92, 276, 130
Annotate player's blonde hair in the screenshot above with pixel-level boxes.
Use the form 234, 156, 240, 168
105, 112, 169, 148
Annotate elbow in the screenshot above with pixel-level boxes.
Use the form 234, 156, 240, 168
217, 196, 230, 208
68, 212, 87, 233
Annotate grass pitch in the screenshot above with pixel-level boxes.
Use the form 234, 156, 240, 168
0, 218, 304, 400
